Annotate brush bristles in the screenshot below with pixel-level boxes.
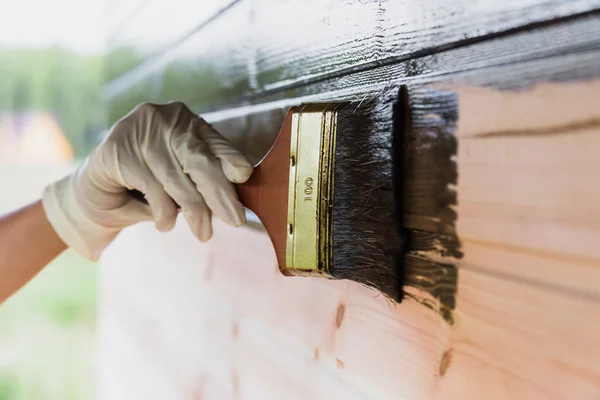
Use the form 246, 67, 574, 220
330, 89, 408, 302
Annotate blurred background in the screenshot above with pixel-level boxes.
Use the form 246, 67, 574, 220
0, 0, 105, 398
0, 0, 224, 397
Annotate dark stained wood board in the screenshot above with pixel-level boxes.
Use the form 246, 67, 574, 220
105, 11, 600, 122
103, 0, 600, 110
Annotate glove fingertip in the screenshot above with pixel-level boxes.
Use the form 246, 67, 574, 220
184, 210, 213, 242
198, 227, 213, 243
228, 166, 254, 184
222, 158, 254, 183
154, 215, 177, 233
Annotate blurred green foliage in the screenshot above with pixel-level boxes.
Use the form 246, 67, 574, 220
0, 373, 18, 400
0, 161, 97, 400
0, 47, 105, 157
0, 43, 259, 160
0, 35, 271, 158
0, 250, 97, 400
103, 43, 256, 125
104, 55, 242, 125
0, 45, 231, 157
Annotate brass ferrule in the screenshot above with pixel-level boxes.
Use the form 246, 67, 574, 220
285, 103, 343, 277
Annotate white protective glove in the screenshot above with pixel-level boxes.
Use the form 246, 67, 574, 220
42, 102, 254, 261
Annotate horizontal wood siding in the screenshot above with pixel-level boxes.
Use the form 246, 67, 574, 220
100, 1, 600, 399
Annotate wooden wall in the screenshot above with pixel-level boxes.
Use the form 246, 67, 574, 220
100, 1, 600, 398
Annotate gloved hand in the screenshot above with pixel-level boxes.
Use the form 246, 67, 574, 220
42, 102, 254, 261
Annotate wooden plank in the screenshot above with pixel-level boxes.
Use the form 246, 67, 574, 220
103, 0, 600, 105
100, 221, 441, 400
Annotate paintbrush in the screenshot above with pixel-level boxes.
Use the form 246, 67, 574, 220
130, 90, 407, 301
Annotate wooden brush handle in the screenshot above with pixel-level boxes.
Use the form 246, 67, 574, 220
128, 110, 293, 270
235, 111, 292, 270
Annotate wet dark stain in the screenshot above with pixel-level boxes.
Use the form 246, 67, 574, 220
336, 359, 345, 369
232, 322, 239, 338
439, 349, 453, 377
313, 347, 320, 361
401, 88, 462, 325
405, 59, 426, 77
335, 304, 346, 328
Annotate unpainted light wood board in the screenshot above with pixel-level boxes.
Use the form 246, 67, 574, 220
101, 220, 440, 400
448, 80, 600, 295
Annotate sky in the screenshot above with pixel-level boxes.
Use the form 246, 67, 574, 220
0, 0, 106, 54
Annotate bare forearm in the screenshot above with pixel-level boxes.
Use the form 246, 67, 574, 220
0, 200, 67, 304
